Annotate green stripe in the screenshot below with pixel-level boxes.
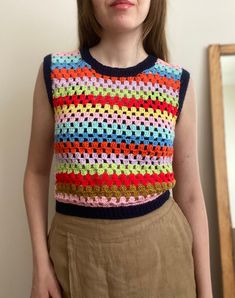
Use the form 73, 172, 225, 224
53, 85, 178, 107
56, 162, 173, 176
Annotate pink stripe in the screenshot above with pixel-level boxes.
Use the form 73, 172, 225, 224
55, 191, 166, 207
55, 153, 173, 166
53, 50, 80, 56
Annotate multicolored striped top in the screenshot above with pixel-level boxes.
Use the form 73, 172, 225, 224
43, 47, 190, 219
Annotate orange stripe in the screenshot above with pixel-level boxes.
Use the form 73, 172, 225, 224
51, 67, 180, 91
54, 141, 173, 157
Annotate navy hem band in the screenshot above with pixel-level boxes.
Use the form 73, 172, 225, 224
177, 68, 190, 123
79, 47, 158, 77
55, 190, 170, 219
43, 54, 53, 109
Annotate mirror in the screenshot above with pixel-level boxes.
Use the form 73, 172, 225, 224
208, 44, 235, 298
221, 55, 235, 266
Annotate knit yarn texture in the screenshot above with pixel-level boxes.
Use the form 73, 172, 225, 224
43, 47, 190, 219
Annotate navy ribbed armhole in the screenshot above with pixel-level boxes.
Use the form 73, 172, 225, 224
43, 54, 53, 108
176, 68, 190, 123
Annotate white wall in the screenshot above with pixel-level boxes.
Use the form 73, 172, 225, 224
1, 0, 235, 296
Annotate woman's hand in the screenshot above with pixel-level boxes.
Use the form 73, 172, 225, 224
30, 261, 62, 298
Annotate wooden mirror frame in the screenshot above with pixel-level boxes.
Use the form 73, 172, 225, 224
208, 44, 235, 297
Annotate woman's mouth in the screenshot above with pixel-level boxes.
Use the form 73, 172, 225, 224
110, 0, 134, 10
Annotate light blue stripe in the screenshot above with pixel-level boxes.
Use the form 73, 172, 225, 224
55, 121, 173, 139
55, 133, 174, 146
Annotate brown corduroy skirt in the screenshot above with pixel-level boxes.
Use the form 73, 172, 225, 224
47, 196, 197, 298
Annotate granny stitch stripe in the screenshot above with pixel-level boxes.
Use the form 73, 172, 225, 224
43, 47, 190, 219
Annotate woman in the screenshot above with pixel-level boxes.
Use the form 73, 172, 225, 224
23, 0, 213, 297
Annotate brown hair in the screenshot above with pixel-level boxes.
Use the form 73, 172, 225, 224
77, 0, 169, 61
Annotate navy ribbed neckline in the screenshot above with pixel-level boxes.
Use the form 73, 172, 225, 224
79, 46, 158, 77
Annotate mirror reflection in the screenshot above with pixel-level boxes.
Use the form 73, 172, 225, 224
221, 54, 235, 268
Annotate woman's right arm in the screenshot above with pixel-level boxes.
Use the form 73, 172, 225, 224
23, 61, 62, 298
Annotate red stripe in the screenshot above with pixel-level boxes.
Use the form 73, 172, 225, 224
53, 93, 178, 116
56, 171, 175, 188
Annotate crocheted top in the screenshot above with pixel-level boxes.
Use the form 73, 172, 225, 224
43, 47, 190, 219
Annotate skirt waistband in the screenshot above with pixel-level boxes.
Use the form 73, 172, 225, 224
50, 196, 176, 242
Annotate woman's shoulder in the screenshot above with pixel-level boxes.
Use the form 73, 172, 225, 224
42, 48, 84, 75
156, 57, 190, 77
153, 57, 191, 93
43, 48, 82, 65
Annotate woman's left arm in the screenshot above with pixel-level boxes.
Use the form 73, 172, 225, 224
172, 76, 213, 298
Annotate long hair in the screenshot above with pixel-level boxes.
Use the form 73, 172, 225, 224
77, 0, 169, 62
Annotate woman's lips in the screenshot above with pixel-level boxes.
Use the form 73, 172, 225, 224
110, 1, 134, 9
